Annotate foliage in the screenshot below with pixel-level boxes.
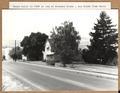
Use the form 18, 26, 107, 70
9, 46, 22, 60
82, 11, 118, 65
50, 21, 81, 66
21, 32, 48, 61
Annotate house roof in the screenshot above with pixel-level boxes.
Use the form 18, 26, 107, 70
47, 39, 53, 45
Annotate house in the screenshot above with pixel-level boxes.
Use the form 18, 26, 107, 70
43, 39, 84, 64
42, 39, 55, 62
2, 47, 13, 61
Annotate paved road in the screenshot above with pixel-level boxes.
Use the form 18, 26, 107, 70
3, 61, 118, 91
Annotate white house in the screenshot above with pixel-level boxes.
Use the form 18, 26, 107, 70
42, 39, 54, 61
2, 47, 12, 60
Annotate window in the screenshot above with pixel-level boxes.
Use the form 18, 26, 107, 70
47, 47, 49, 50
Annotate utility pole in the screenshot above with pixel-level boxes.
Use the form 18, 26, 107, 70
15, 40, 16, 62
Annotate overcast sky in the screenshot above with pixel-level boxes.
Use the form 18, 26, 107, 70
2, 9, 118, 47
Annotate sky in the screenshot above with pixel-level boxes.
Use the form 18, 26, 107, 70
2, 9, 118, 47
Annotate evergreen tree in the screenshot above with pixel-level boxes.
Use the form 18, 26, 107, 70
83, 11, 118, 64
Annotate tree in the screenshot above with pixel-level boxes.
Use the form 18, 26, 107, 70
21, 32, 48, 61
9, 46, 22, 60
83, 11, 118, 65
50, 21, 81, 66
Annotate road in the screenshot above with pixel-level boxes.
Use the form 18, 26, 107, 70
2, 61, 118, 91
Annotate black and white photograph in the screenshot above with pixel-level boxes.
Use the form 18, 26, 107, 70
2, 9, 118, 91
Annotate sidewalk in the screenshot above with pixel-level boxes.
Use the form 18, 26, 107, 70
19, 61, 118, 80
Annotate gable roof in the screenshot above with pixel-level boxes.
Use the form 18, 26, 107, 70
47, 39, 53, 45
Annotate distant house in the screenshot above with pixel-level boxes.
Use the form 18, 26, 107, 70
42, 39, 55, 62
2, 47, 12, 61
